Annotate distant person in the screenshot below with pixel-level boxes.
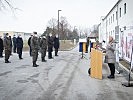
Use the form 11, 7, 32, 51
47, 33, 54, 59
54, 34, 60, 56
89, 40, 93, 52
31, 32, 39, 67
3, 33, 11, 63
86, 36, 89, 53
28, 35, 33, 56
13, 35, 17, 53
16, 34, 23, 59
40, 35, 47, 62
105, 36, 116, 79
0, 36, 4, 57
9, 36, 13, 55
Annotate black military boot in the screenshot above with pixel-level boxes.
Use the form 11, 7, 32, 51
42, 57, 47, 62
33, 62, 38, 67
5, 60, 8, 63
35, 62, 39, 67
42, 57, 44, 62
5, 59, 11, 63
19, 54, 23, 60
43, 57, 47, 62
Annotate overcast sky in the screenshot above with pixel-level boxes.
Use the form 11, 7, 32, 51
0, 0, 118, 33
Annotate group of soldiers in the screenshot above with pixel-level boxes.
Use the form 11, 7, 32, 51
0, 33, 23, 63
28, 32, 59, 67
0, 32, 60, 67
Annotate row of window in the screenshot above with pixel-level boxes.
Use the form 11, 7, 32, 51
107, 3, 126, 26
108, 30, 115, 36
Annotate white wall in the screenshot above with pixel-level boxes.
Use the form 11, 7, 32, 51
99, 0, 133, 43
98, 0, 133, 62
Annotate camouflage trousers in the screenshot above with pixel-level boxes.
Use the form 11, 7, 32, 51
32, 50, 38, 62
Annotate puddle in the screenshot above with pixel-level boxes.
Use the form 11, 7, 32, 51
31, 79, 38, 83
15, 66, 27, 69
0, 71, 12, 76
17, 80, 29, 83
30, 73, 40, 78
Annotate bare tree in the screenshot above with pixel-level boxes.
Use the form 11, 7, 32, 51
0, 0, 20, 15
44, 16, 78, 40
47, 18, 57, 35
60, 16, 68, 41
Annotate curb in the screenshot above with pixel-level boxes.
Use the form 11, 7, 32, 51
119, 62, 133, 77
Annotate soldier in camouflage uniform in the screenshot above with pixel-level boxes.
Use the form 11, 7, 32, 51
31, 32, 39, 67
40, 35, 47, 62
4, 33, 11, 63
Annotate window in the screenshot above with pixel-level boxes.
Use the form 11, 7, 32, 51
109, 18, 110, 25
120, 8, 121, 17
116, 11, 118, 20
113, 14, 114, 22
111, 16, 112, 23
124, 3, 126, 14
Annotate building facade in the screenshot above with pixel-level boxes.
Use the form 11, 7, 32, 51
98, 0, 133, 62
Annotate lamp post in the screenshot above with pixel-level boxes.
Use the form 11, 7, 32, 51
58, 10, 62, 38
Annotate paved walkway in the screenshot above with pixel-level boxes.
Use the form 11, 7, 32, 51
0, 46, 133, 100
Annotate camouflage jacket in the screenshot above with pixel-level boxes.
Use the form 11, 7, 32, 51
31, 36, 39, 51
4, 37, 11, 51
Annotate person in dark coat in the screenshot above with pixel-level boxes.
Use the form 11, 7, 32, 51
16, 34, 23, 59
40, 35, 47, 62
0, 36, 4, 57
28, 35, 33, 56
3, 33, 11, 63
13, 35, 17, 53
31, 32, 39, 67
86, 36, 89, 53
54, 34, 60, 56
47, 33, 54, 59
9, 36, 12, 55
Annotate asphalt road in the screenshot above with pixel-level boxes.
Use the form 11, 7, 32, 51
0, 46, 133, 100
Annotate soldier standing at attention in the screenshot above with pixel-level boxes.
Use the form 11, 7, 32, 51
47, 33, 54, 59
40, 35, 47, 62
0, 36, 4, 58
31, 32, 39, 67
16, 34, 23, 59
13, 35, 17, 53
3, 33, 11, 63
28, 34, 33, 56
54, 34, 60, 56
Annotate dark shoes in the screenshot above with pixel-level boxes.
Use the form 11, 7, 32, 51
48, 57, 53, 59
107, 75, 115, 79
55, 55, 58, 56
33, 64, 39, 67
33, 62, 39, 67
5, 60, 11, 63
42, 58, 47, 62
42, 60, 47, 62
19, 58, 23, 60
0, 56, 4, 58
